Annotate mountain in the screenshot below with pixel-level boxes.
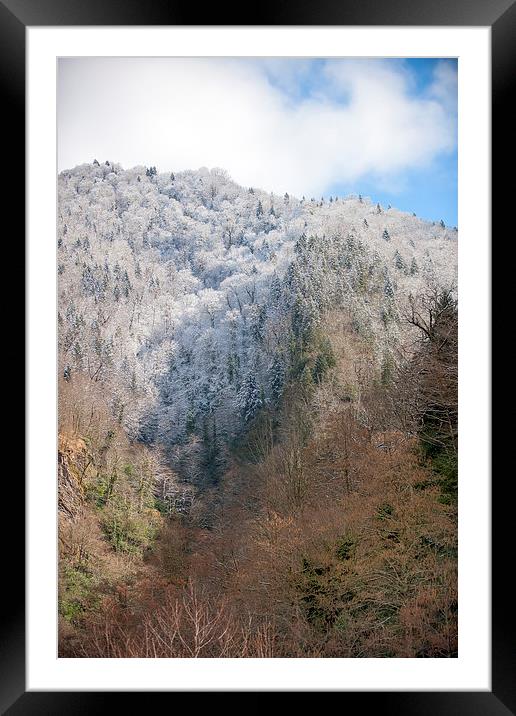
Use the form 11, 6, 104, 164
58, 162, 458, 658
58, 161, 457, 479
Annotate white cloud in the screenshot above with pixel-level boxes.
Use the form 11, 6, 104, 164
58, 58, 457, 197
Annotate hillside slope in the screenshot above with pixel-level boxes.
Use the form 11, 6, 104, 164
58, 162, 457, 657
58, 162, 457, 482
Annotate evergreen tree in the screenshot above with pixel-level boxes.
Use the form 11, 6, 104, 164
201, 416, 225, 485
269, 355, 285, 405
239, 370, 263, 423
384, 275, 394, 298
394, 250, 405, 270
250, 305, 267, 343
269, 273, 282, 307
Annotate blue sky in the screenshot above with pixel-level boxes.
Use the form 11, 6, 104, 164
330, 153, 457, 228
59, 57, 457, 226
260, 58, 457, 226
335, 59, 457, 226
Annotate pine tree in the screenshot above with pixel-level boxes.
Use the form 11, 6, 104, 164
269, 273, 282, 307
239, 371, 263, 423
383, 229, 390, 242
394, 250, 405, 270
269, 355, 285, 405
122, 270, 131, 297
201, 416, 225, 486
384, 275, 394, 298
294, 233, 308, 256
250, 305, 266, 343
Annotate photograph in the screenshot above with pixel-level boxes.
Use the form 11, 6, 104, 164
57, 56, 459, 659
0, 0, 503, 704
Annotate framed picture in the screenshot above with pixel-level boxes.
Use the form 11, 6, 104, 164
7, 0, 507, 709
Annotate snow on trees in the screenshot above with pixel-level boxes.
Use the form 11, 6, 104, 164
238, 370, 263, 423
58, 161, 457, 484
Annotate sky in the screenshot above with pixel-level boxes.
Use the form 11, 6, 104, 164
58, 57, 457, 226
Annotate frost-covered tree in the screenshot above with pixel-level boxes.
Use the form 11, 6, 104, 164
394, 250, 405, 271
269, 355, 286, 405
238, 370, 263, 423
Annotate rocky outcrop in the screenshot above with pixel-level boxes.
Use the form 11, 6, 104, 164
58, 435, 89, 521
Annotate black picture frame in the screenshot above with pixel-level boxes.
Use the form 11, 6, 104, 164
6, 0, 509, 711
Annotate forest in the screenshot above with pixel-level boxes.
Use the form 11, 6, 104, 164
58, 161, 458, 657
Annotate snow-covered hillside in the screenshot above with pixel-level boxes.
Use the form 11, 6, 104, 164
58, 161, 457, 481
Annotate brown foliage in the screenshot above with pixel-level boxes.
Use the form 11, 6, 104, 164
59, 305, 457, 659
